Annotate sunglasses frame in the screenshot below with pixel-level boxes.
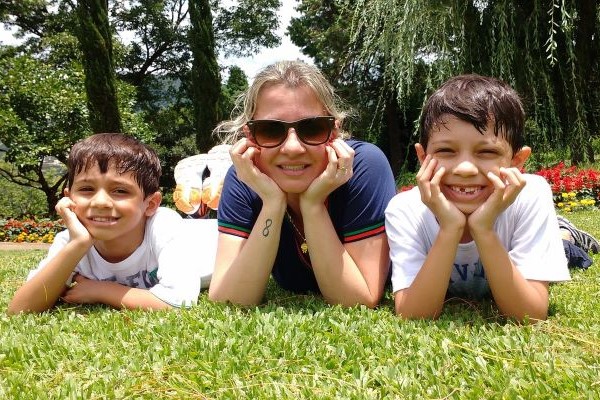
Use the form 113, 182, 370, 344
246, 116, 336, 148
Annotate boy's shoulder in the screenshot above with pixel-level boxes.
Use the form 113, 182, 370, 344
386, 185, 423, 212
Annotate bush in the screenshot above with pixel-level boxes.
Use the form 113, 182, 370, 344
0, 177, 48, 218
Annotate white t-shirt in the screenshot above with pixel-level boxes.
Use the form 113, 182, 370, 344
385, 174, 571, 298
28, 208, 218, 307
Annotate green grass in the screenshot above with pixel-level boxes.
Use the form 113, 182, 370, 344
1, 211, 600, 399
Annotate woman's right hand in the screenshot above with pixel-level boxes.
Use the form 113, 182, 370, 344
229, 138, 285, 203
55, 197, 93, 245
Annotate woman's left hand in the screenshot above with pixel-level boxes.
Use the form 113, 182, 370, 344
301, 139, 355, 205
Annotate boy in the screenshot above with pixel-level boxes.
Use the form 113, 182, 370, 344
8, 133, 210, 314
385, 74, 571, 322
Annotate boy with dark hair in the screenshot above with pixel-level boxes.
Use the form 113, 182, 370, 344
8, 133, 210, 314
385, 74, 571, 322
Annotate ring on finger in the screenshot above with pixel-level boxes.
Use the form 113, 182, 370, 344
338, 166, 348, 173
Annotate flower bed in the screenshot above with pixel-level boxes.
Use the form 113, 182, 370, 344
0, 218, 65, 243
535, 162, 600, 212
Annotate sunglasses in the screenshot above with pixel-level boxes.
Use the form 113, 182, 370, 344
246, 116, 335, 148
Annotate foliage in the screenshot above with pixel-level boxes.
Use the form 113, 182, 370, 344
76, 0, 122, 133
535, 162, 600, 212
0, 51, 88, 215
0, 173, 48, 218
347, 0, 600, 165
188, 0, 221, 152
0, 217, 64, 243
1, 211, 599, 398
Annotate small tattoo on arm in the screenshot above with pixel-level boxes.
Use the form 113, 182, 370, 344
262, 219, 272, 237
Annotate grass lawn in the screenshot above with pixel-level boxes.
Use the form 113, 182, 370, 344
1, 211, 599, 399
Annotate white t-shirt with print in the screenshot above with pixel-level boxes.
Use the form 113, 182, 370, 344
28, 207, 217, 307
385, 174, 571, 298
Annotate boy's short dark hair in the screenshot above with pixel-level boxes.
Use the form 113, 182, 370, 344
419, 74, 525, 152
67, 133, 161, 197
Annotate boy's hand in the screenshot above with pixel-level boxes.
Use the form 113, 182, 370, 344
416, 155, 466, 230
62, 274, 101, 304
301, 139, 354, 205
468, 167, 526, 231
55, 197, 93, 246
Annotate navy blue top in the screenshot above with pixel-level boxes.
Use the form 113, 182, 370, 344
217, 140, 396, 293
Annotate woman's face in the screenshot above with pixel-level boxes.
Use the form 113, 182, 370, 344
248, 84, 336, 194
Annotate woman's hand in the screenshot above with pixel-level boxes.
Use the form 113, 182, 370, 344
229, 138, 285, 203
301, 139, 355, 206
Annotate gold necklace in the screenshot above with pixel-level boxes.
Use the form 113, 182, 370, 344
286, 210, 308, 254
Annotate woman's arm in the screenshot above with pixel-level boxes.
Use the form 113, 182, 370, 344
208, 200, 287, 306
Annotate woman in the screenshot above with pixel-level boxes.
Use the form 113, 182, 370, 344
208, 60, 396, 307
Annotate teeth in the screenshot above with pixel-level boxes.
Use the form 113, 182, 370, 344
450, 186, 480, 194
281, 165, 305, 171
92, 217, 116, 222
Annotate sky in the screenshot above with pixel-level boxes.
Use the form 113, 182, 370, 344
0, 1, 311, 81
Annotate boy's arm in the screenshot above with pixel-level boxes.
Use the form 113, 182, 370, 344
394, 226, 464, 318
61, 275, 172, 310
7, 199, 93, 315
469, 229, 549, 321
469, 168, 549, 322
392, 155, 466, 318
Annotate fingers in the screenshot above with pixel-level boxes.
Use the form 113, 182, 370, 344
328, 139, 355, 179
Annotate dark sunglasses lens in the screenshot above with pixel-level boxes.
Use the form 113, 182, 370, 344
252, 121, 286, 147
297, 118, 332, 144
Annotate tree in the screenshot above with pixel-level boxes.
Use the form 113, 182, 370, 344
188, 0, 220, 152
0, 53, 89, 216
347, 0, 599, 165
76, 0, 121, 132
219, 65, 249, 119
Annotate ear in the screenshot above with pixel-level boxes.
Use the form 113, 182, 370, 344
511, 146, 531, 169
63, 188, 70, 197
242, 124, 251, 139
332, 119, 341, 139
415, 143, 427, 165
144, 192, 162, 217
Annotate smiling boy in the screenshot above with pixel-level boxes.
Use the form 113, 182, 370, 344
385, 74, 570, 322
8, 133, 207, 314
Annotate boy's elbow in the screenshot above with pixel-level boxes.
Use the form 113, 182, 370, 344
394, 300, 442, 320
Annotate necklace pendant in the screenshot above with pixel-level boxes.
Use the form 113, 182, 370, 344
301, 242, 309, 254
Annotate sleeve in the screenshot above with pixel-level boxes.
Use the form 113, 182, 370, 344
506, 175, 571, 282
216, 166, 259, 239
337, 141, 397, 242
385, 189, 435, 292
146, 208, 215, 307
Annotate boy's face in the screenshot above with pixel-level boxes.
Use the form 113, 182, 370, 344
417, 115, 530, 215
66, 163, 160, 249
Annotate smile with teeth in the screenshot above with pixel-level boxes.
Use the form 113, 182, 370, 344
91, 216, 118, 222
280, 165, 307, 171
449, 185, 483, 194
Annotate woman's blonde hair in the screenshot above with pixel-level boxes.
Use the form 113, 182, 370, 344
214, 60, 349, 144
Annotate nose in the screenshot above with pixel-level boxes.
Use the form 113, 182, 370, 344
452, 159, 478, 176
90, 189, 112, 207
280, 128, 306, 152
